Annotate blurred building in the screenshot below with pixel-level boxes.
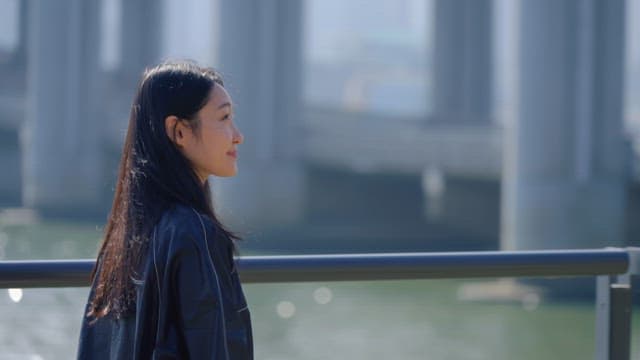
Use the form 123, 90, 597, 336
0, 0, 639, 253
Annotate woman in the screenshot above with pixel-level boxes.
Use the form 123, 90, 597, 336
77, 61, 252, 359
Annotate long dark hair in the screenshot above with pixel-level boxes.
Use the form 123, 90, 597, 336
87, 61, 238, 320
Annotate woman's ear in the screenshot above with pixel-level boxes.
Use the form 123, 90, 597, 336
164, 115, 186, 147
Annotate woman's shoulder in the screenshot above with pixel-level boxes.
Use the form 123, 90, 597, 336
156, 203, 214, 230
153, 203, 217, 252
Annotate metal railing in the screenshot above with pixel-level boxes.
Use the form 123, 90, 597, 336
0, 247, 638, 360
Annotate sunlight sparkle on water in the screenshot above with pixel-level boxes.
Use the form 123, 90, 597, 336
313, 286, 333, 304
8, 288, 23, 303
276, 301, 296, 319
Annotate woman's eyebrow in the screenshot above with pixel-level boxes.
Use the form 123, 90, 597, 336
217, 102, 232, 110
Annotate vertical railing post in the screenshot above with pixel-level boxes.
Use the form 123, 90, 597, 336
595, 277, 632, 360
595, 275, 612, 360
609, 284, 632, 360
595, 248, 639, 360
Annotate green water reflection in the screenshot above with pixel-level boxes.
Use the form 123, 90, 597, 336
1, 220, 639, 359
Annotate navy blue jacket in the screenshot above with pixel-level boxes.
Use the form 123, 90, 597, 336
77, 204, 253, 359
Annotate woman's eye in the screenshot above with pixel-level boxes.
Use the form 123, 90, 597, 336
221, 114, 230, 121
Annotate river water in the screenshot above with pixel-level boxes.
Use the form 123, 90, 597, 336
1, 219, 639, 359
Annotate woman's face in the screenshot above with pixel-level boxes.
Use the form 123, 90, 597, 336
177, 84, 244, 181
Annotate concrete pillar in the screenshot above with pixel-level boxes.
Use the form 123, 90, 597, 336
432, 0, 493, 125
119, 0, 161, 80
23, 0, 104, 215
102, 0, 162, 150
215, 0, 306, 230
0, 1, 27, 205
501, 0, 627, 251
426, 0, 494, 231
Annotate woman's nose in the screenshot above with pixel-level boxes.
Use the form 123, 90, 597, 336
233, 125, 244, 145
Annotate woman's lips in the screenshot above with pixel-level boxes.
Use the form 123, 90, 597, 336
227, 151, 237, 158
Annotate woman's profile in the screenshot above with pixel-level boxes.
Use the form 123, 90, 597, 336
76, 61, 252, 359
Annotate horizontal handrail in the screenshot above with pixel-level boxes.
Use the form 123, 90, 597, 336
0, 248, 629, 288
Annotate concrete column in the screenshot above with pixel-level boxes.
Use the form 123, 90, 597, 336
432, 0, 493, 125
0, 1, 26, 205
215, 0, 306, 230
426, 0, 494, 232
23, 0, 105, 215
119, 0, 161, 80
102, 0, 162, 150
501, 0, 627, 251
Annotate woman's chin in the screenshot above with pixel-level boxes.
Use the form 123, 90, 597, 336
213, 168, 238, 178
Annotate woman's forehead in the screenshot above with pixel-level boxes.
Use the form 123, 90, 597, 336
198, 85, 232, 118
210, 85, 232, 108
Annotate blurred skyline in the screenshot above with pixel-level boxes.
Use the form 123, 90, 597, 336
0, 0, 639, 253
